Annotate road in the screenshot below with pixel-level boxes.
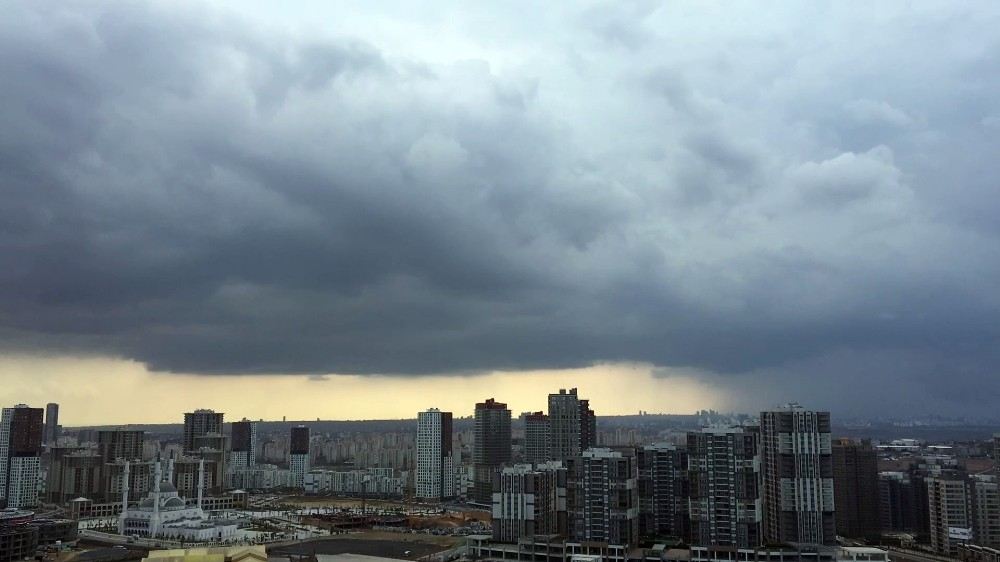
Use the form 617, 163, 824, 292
887, 547, 955, 562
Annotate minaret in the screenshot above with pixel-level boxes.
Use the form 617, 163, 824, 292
151, 460, 162, 537
167, 457, 175, 484
197, 458, 205, 509
118, 461, 130, 534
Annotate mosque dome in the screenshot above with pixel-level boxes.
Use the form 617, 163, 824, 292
158, 481, 177, 493
163, 497, 186, 509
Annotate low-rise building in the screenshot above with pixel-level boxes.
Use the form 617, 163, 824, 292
304, 467, 404, 497
227, 464, 289, 491
0, 510, 78, 562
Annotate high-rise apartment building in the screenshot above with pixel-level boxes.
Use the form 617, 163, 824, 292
473, 398, 512, 504
548, 389, 596, 462
44, 403, 59, 446
104, 459, 153, 503
832, 438, 880, 541
688, 426, 761, 547
637, 442, 689, 540
0, 404, 44, 508
927, 473, 971, 556
580, 399, 596, 453
183, 409, 224, 453
171, 456, 220, 499
231, 418, 257, 468
98, 429, 145, 464
566, 448, 639, 548
879, 471, 922, 534
970, 474, 1000, 549
759, 404, 835, 545
192, 432, 228, 494
46, 450, 102, 504
289, 425, 310, 488
523, 412, 550, 466
492, 462, 567, 543
416, 409, 454, 501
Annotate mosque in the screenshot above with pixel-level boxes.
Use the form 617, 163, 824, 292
118, 459, 239, 542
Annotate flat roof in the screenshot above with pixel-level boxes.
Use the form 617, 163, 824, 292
841, 547, 888, 554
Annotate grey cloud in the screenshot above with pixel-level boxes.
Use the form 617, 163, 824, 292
2, 0, 1000, 415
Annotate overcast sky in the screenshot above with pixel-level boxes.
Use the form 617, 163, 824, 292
2, 1, 1000, 423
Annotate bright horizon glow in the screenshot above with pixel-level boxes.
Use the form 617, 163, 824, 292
0, 354, 727, 426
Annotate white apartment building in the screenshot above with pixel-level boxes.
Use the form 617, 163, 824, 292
416, 408, 454, 500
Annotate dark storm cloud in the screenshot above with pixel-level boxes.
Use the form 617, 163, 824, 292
2, 1, 1000, 414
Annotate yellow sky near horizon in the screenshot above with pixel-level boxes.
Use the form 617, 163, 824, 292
0, 354, 726, 426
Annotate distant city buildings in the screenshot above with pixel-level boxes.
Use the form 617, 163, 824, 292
304, 467, 404, 497
227, 463, 289, 490
416, 408, 453, 501
14, 391, 991, 562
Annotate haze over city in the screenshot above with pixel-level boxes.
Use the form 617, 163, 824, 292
3, 1, 1000, 422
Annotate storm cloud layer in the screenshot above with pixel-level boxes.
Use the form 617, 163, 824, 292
2, 1, 1000, 412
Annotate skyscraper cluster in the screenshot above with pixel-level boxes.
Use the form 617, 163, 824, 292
425, 398, 849, 554
6, 394, 998, 560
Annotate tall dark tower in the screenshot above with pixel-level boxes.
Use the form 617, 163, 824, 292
832, 438, 881, 541
44, 403, 59, 445
472, 398, 511, 503
289, 425, 310, 487
1, 404, 44, 508
231, 418, 257, 467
